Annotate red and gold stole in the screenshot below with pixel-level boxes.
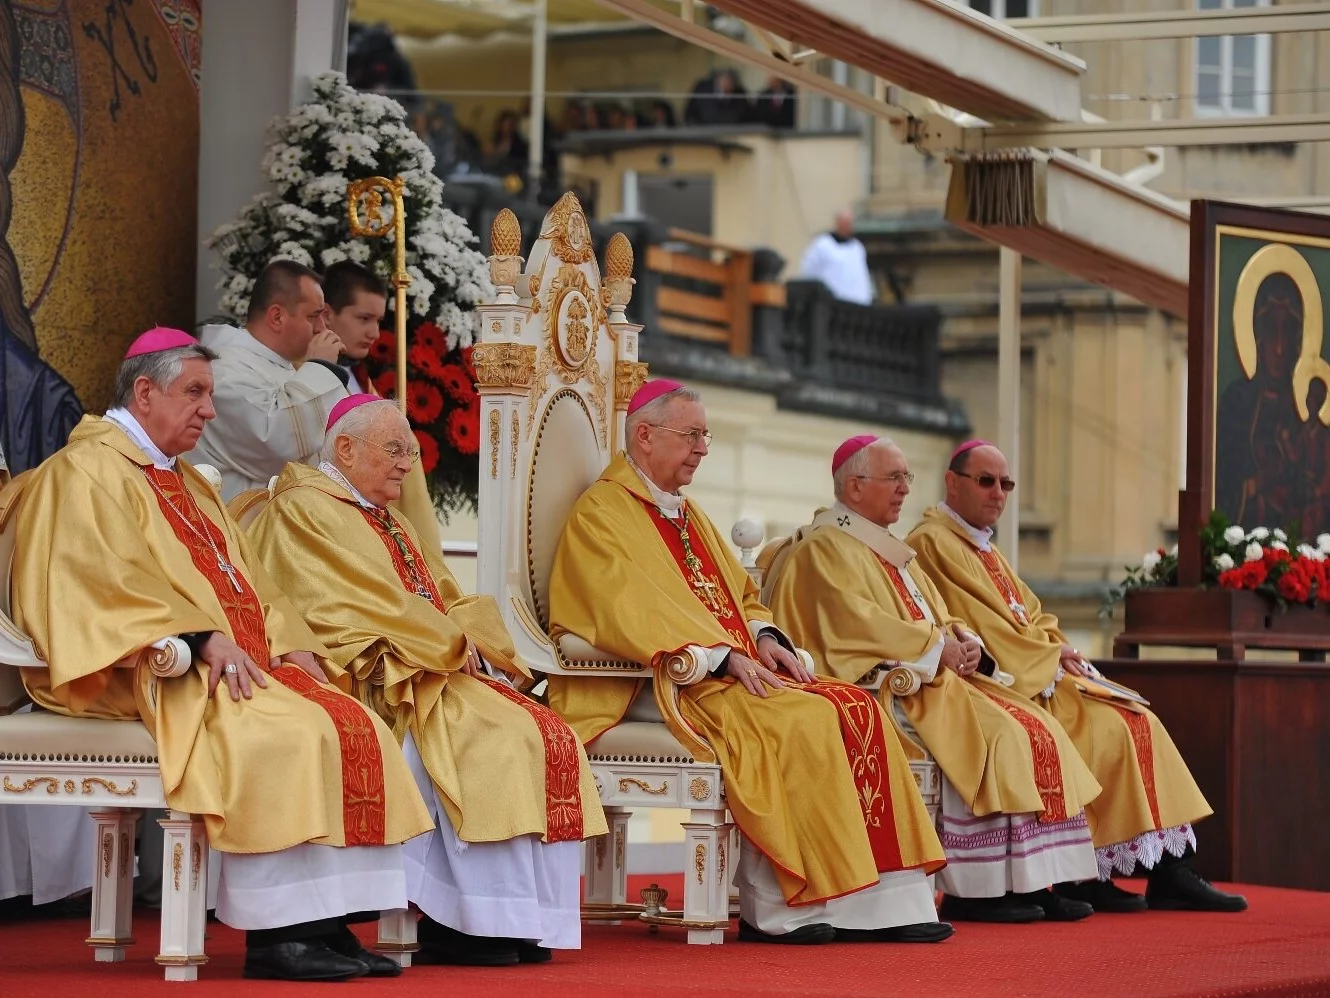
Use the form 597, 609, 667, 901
638, 496, 906, 872
1111, 704, 1162, 827
359, 505, 587, 843
877, 555, 1068, 822
976, 548, 1032, 626
143, 467, 387, 845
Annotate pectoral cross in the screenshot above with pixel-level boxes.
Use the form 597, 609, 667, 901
691, 573, 728, 616
218, 555, 242, 594
1009, 598, 1029, 624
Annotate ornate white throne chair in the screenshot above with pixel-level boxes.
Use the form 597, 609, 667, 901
472, 196, 732, 944
0, 486, 211, 981
743, 529, 942, 824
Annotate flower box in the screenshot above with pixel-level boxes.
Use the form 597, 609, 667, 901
1113, 587, 1330, 660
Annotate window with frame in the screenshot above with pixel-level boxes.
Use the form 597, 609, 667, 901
963, 0, 1036, 18
1195, 0, 1272, 116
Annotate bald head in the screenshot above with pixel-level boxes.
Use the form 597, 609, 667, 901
835, 439, 911, 528
835, 209, 854, 239
944, 443, 1014, 531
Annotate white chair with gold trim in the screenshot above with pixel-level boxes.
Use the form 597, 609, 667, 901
743, 526, 941, 823
473, 195, 731, 944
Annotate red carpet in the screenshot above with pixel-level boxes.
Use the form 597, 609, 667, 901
2, 877, 1329, 997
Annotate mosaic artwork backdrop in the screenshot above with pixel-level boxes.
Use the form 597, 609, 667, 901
2, 0, 200, 472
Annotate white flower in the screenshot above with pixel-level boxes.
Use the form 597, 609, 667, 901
1245, 542, 1264, 563
1169, 543, 1178, 556
1274, 528, 1288, 542
1272, 540, 1289, 552
1141, 551, 1162, 572
1249, 527, 1270, 541
1223, 525, 1246, 545
1214, 553, 1235, 572
1298, 544, 1318, 559
1318, 533, 1330, 553
320, 246, 348, 267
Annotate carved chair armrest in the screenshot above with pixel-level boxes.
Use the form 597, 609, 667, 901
114, 637, 192, 678
855, 663, 923, 696
556, 633, 643, 668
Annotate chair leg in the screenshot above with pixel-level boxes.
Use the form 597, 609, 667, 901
376, 909, 418, 968
727, 823, 740, 918
156, 810, 209, 982
584, 807, 629, 919
87, 808, 138, 962
681, 808, 731, 945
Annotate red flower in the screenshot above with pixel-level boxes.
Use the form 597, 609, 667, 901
445, 399, 480, 455
367, 329, 395, 364
406, 379, 444, 424
408, 343, 448, 381
460, 344, 477, 381
1278, 570, 1312, 604
1218, 561, 1268, 591
437, 363, 476, 404
1262, 547, 1292, 569
414, 321, 447, 356
414, 429, 439, 473
372, 370, 397, 398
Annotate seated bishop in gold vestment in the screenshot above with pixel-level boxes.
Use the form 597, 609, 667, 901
766, 435, 1102, 925
8, 330, 434, 982
248, 395, 606, 967
548, 380, 950, 946
907, 440, 1247, 914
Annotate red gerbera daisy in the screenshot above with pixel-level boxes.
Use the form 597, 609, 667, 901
408, 343, 448, 381
445, 400, 480, 455
406, 379, 445, 424
436, 363, 475, 404
367, 330, 395, 365
414, 321, 447, 356
460, 344, 477, 380
372, 370, 397, 398
414, 429, 440, 473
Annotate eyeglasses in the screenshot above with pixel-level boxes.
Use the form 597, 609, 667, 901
853, 472, 915, 486
649, 425, 713, 446
956, 471, 1016, 493
347, 434, 421, 463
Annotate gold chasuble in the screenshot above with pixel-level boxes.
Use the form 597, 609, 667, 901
248, 463, 605, 846
766, 515, 1099, 823
9, 417, 432, 854
548, 454, 944, 906
907, 507, 1211, 847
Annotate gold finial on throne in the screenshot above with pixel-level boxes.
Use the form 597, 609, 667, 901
604, 232, 636, 323
488, 208, 524, 292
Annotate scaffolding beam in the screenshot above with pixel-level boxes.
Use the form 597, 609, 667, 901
941, 112, 1330, 153
1012, 2, 1330, 43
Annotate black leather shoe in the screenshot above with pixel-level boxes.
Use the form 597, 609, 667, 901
1018, 888, 1094, 922
737, 919, 836, 944
417, 919, 520, 966
1055, 879, 1147, 913
939, 894, 1044, 924
325, 926, 403, 977
836, 921, 955, 943
243, 939, 369, 981
513, 941, 553, 964
1147, 862, 1248, 912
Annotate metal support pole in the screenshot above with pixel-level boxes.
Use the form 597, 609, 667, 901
998, 247, 1022, 572
526, 0, 548, 200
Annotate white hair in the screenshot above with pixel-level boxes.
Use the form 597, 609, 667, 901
321, 398, 404, 464
624, 386, 702, 455
832, 437, 897, 502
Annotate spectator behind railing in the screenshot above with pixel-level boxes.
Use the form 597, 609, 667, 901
684, 68, 751, 126
798, 209, 874, 306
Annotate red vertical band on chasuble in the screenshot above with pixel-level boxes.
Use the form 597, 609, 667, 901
143, 468, 388, 845
978, 690, 1069, 823
636, 495, 908, 873
1111, 703, 1162, 828
358, 505, 586, 841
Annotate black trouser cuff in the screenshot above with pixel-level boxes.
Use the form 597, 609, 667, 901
246, 917, 343, 948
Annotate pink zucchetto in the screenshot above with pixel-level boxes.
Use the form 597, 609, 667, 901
124, 327, 199, 359
326, 393, 382, 433
832, 434, 879, 475
949, 439, 993, 464
627, 378, 685, 415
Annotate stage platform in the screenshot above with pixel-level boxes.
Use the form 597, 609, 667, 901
2, 875, 1329, 997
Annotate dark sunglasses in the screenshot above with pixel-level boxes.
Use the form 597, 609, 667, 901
956, 471, 1016, 493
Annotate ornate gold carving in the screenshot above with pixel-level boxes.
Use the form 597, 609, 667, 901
472, 342, 536, 390
63, 780, 75, 795
525, 263, 609, 444
561, 297, 592, 368
886, 666, 923, 697
101, 832, 113, 878
541, 192, 594, 265
689, 777, 710, 801
639, 883, 669, 915
120, 832, 131, 878
490, 207, 524, 258
489, 409, 501, 479
172, 843, 182, 892
615, 361, 649, 410
717, 840, 726, 883
618, 777, 668, 796
614, 826, 625, 872
491, 320, 502, 334
82, 777, 139, 797
694, 843, 706, 885
510, 411, 519, 478
595, 834, 606, 868
3, 776, 59, 795
605, 232, 634, 283
191, 843, 202, 892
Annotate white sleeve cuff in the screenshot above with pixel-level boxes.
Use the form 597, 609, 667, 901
1040, 664, 1065, 700
908, 633, 943, 683
698, 645, 730, 673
